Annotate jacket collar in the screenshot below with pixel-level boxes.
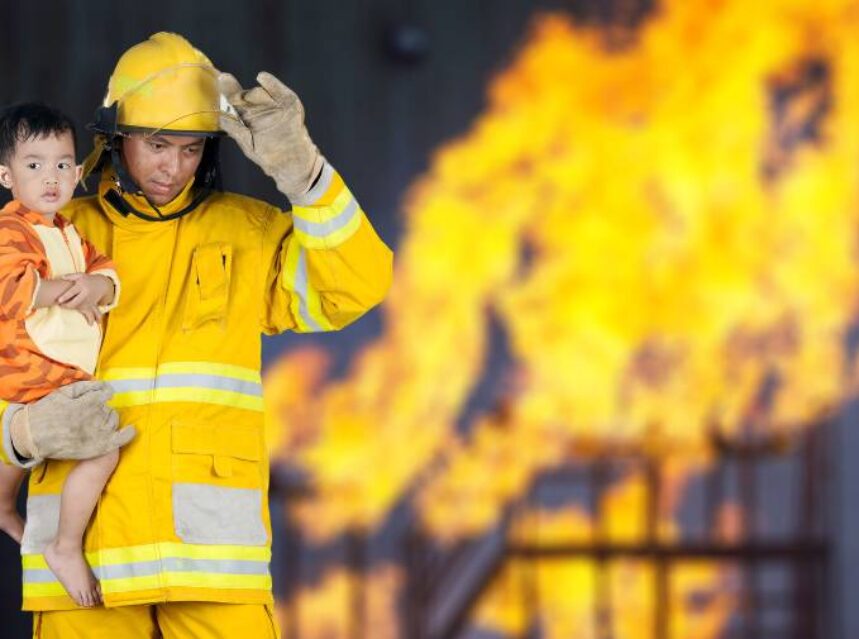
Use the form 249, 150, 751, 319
97, 165, 197, 230
1, 199, 71, 229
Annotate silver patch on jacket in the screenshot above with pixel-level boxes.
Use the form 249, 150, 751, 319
172, 483, 267, 545
21, 494, 61, 554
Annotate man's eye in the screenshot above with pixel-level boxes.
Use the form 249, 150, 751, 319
58, 162, 72, 170
185, 146, 202, 155
149, 143, 164, 151
27, 163, 39, 170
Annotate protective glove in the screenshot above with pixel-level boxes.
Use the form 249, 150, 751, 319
218, 71, 325, 200
10, 380, 136, 463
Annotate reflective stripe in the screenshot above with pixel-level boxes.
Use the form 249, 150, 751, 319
296, 249, 323, 332
294, 185, 356, 225
282, 245, 335, 333
293, 196, 358, 239
22, 542, 272, 598
103, 362, 262, 383
24, 573, 272, 598
292, 172, 363, 248
110, 374, 262, 397
100, 362, 264, 411
294, 209, 363, 249
25, 557, 269, 583
110, 388, 263, 411
289, 162, 335, 206
23, 541, 270, 568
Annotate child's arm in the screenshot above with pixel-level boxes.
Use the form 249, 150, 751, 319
0, 218, 49, 321
33, 279, 75, 309
56, 274, 114, 325
80, 237, 120, 312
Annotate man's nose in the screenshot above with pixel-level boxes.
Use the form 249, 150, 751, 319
44, 174, 58, 186
159, 150, 180, 175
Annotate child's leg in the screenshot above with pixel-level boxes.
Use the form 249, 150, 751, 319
44, 448, 119, 608
0, 464, 26, 543
0, 465, 25, 544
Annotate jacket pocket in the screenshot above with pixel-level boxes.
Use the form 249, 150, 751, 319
183, 243, 232, 331
171, 422, 268, 545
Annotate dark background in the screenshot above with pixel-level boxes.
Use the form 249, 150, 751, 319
0, 1, 855, 638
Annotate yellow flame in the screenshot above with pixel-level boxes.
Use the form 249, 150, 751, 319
268, 0, 858, 635
275, 0, 859, 539
277, 567, 402, 639
418, 0, 859, 538
474, 477, 733, 638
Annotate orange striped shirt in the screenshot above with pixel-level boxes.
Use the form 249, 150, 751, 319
0, 200, 116, 403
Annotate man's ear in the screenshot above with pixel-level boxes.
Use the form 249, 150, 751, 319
74, 164, 83, 186
0, 165, 13, 190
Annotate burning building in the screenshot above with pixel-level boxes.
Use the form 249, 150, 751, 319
263, 0, 856, 636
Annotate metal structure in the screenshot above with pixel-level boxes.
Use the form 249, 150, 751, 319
274, 421, 834, 639
404, 423, 834, 639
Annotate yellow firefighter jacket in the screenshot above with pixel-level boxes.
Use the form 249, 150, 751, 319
0, 162, 393, 611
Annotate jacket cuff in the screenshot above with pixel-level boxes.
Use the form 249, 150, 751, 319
289, 161, 335, 207
2, 404, 40, 469
289, 163, 363, 249
92, 269, 121, 313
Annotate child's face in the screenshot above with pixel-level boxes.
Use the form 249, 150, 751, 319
0, 131, 82, 215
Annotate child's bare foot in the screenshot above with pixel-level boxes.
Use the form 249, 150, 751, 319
0, 508, 24, 544
44, 539, 100, 607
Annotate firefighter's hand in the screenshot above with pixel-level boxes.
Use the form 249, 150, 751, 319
9, 381, 136, 463
218, 71, 324, 200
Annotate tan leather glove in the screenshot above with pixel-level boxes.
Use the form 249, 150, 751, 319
9, 380, 136, 463
218, 71, 325, 200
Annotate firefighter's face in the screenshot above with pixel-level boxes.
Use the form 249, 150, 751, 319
121, 134, 205, 205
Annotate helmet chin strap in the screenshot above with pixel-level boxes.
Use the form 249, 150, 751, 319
103, 141, 215, 223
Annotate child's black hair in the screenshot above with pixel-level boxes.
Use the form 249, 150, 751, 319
0, 102, 77, 165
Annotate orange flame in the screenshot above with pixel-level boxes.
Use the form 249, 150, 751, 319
474, 478, 734, 638
267, 0, 859, 635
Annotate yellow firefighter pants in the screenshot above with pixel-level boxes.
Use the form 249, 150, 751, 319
33, 602, 280, 639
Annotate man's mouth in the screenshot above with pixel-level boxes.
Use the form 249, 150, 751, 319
42, 191, 59, 200
150, 181, 173, 195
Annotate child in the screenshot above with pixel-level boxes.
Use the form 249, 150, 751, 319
0, 103, 122, 607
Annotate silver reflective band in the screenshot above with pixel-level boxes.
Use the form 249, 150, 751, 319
292, 197, 358, 238
295, 249, 323, 332
23, 557, 270, 583
109, 374, 262, 396
290, 162, 335, 206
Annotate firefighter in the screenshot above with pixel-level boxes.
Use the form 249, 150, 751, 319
0, 32, 392, 638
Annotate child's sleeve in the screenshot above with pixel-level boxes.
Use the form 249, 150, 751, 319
0, 219, 47, 321
82, 237, 120, 313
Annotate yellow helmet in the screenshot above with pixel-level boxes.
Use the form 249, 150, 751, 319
102, 32, 221, 135
82, 33, 224, 213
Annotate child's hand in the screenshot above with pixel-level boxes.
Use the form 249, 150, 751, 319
74, 302, 102, 326
57, 274, 112, 324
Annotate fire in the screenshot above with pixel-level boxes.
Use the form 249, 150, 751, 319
275, 567, 402, 639
473, 478, 735, 639
266, 0, 859, 635
417, 0, 859, 537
